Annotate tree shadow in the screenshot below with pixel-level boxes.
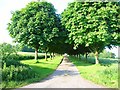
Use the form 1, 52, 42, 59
28, 58, 81, 83
40, 68, 80, 82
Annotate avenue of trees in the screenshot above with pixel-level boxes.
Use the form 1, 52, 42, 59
7, 1, 62, 62
61, 2, 120, 64
7, 1, 120, 64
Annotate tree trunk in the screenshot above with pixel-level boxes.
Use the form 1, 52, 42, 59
45, 52, 47, 61
79, 54, 81, 59
50, 53, 52, 60
35, 48, 38, 62
95, 51, 99, 64
53, 52, 55, 58
85, 53, 88, 60
77, 54, 79, 58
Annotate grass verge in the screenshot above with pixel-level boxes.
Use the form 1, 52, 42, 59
69, 56, 118, 88
2, 55, 62, 88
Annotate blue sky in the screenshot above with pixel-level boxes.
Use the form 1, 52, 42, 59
0, 0, 118, 57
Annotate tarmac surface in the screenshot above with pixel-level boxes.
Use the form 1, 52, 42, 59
20, 56, 106, 88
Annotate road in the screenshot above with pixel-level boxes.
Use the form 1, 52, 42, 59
19, 56, 106, 88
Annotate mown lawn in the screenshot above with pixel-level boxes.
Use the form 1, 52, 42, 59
69, 56, 118, 88
2, 55, 62, 88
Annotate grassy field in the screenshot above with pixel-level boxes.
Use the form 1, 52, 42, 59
2, 55, 62, 88
69, 56, 118, 88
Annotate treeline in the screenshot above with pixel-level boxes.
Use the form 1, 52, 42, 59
0, 43, 47, 61
21, 46, 34, 52
7, 1, 120, 64
89, 50, 116, 59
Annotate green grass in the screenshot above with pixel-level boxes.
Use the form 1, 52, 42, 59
69, 56, 118, 88
2, 55, 62, 88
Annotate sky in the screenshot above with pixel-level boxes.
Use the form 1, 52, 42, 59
0, 0, 119, 57
0, 0, 73, 44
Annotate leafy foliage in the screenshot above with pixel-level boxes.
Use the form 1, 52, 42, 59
99, 50, 116, 58
21, 46, 35, 52
0, 43, 20, 61
61, 2, 120, 64
7, 1, 61, 60
2, 55, 62, 88
2, 63, 37, 82
89, 50, 116, 59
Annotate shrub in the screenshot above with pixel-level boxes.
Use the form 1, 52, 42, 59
0, 43, 21, 61
88, 50, 116, 59
3, 54, 50, 62
17, 54, 49, 60
2, 59, 26, 68
85, 57, 118, 65
2, 62, 37, 81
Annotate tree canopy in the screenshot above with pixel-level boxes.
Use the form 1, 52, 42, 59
7, 1, 61, 61
61, 2, 120, 64
7, 1, 120, 64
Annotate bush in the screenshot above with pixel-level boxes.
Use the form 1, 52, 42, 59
2, 62, 37, 81
5, 54, 50, 61
85, 57, 118, 66
1, 58, 38, 82
17, 54, 50, 60
88, 50, 116, 59
2, 60, 21, 68
0, 43, 21, 61
21, 46, 35, 52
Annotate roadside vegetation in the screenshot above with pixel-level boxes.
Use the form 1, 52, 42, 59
1, 53, 62, 88
1, 1, 119, 89
69, 56, 118, 88
0, 43, 62, 88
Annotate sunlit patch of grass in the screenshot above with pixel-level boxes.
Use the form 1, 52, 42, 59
69, 56, 118, 88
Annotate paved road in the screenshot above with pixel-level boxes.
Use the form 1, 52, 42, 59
20, 57, 106, 88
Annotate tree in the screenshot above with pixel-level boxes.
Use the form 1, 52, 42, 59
7, 1, 61, 62
21, 46, 35, 52
0, 43, 19, 61
99, 50, 116, 58
61, 2, 119, 64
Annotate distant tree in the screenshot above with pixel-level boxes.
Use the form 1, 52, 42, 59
21, 46, 35, 52
61, 2, 119, 64
0, 43, 19, 61
110, 52, 116, 58
7, 1, 61, 62
99, 50, 116, 58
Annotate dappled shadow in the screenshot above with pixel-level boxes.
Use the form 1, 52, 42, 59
35, 58, 81, 83
43, 69, 80, 81
38, 69, 80, 84
24, 65, 57, 83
